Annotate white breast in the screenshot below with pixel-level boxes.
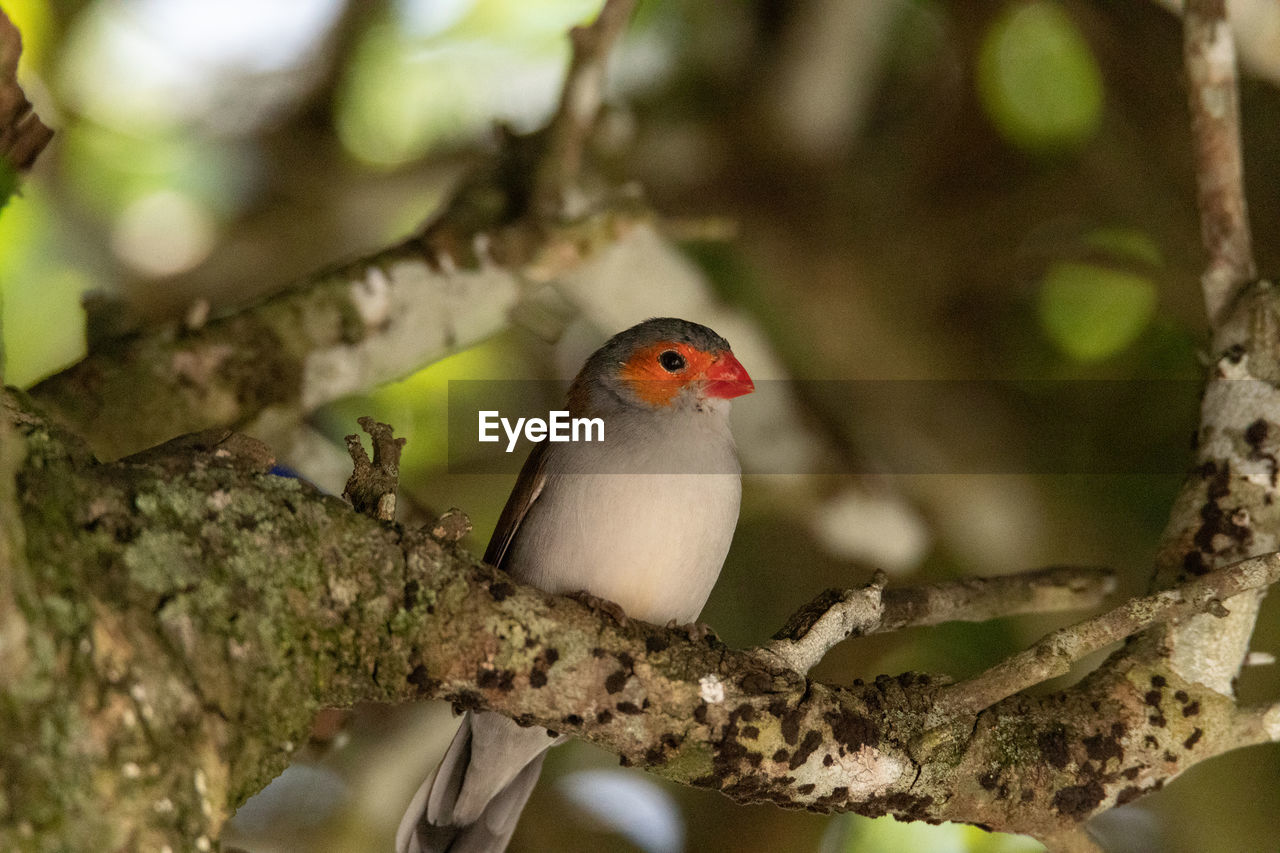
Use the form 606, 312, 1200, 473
504, 402, 741, 624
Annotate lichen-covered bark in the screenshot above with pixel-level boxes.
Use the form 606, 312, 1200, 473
2, 390, 1274, 851
1112, 283, 1280, 699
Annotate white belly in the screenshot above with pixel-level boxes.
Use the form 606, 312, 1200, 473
504, 409, 741, 624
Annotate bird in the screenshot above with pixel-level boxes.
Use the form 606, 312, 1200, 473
396, 317, 754, 853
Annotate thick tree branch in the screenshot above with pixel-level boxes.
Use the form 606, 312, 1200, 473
1108, 0, 1278, 700
1184, 0, 1256, 325
4, 395, 1269, 849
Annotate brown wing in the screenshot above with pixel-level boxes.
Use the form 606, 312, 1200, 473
483, 440, 550, 570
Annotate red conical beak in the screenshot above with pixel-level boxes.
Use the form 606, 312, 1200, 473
704, 352, 755, 399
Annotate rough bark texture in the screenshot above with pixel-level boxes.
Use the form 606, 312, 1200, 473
1, 390, 1274, 851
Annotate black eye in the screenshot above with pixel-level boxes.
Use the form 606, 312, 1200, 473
658, 350, 686, 372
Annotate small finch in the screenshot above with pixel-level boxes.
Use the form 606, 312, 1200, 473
397, 317, 754, 853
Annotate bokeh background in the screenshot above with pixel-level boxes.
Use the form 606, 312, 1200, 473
3, 0, 1279, 851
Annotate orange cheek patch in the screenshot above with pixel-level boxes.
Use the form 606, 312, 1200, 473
619, 341, 716, 407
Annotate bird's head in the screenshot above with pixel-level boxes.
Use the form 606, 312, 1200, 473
570, 318, 754, 414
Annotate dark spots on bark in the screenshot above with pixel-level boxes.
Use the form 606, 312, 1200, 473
797, 783, 815, 795
1038, 726, 1070, 770
1122, 767, 1140, 780
1052, 780, 1105, 818
617, 651, 635, 670
742, 725, 760, 739
488, 581, 515, 601
1143, 734, 1159, 749
616, 701, 642, 715
515, 715, 537, 727
780, 706, 804, 745
1149, 712, 1167, 728
1084, 731, 1124, 765
644, 746, 666, 766
978, 771, 1000, 791
824, 709, 878, 751
529, 670, 547, 688
1224, 344, 1245, 364
605, 670, 628, 694
739, 670, 773, 693
814, 787, 850, 808
788, 731, 823, 770
823, 754, 834, 767
1150, 675, 1167, 688
767, 699, 788, 718
863, 793, 934, 820
591, 647, 607, 658
1246, 418, 1269, 449
691, 775, 717, 788
645, 633, 670, 653
544, 648, 559, 666
1163, 751, 1177, 763
1144, 689, 1162, 707
693, 704, 708, 724
403, 579, 420, 610
1020, 789, 1035, 804
596, 709, 613, 725
618, 754, 632, 767
746, 751, 763, 767
449, 691, 483, 713
1174, 689, 1189, 703
1182, 701, 1201, 717
772, 748, 790, 763
407, 665, 436, 695
476, 667, 515, 691
661, 733, 681, 750
1116, 786, 1143, 806
1183, 551, 1210, 576
1183, 728, 1203, 749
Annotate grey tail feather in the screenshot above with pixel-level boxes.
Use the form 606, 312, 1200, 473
396, 713, 556, 853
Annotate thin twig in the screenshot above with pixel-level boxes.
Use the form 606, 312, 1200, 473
1184, 0, 1256, 325
757, 566, 1114, 675
531, 0, 638, 219
342, 417, 406, 522
935, 552, 1280, 718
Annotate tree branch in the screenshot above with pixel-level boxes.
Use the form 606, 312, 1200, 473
4, 395, 1266, 848
761, 566, 1115, 674
0, 9, 53, 177
936, 552, 1280, 718
531, 0, 638, 219
1184, 0, 1256, 325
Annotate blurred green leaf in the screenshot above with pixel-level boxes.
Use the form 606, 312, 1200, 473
1083, 227, 1162, 267
1038, 261, 1157, 362
977, 1, 1104, 152
0, 190, 92, 387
